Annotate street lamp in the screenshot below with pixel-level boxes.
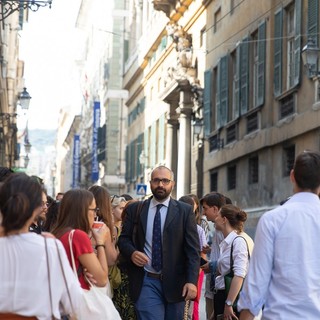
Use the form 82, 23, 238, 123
302, 38, 320, 78
24, 154, 29, 168
19, 87, 32, 110
0, 1, 52, 21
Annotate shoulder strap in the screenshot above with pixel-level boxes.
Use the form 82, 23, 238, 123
44, 238, 55, 319
229, 235, 250, 274
68, 229, 77, 275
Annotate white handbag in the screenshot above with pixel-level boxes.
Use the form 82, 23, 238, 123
68, 230, 121, 320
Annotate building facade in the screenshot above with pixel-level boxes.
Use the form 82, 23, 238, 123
123, 0, 320, 235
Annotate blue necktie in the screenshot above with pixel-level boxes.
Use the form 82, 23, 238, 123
152, 204, 163, 272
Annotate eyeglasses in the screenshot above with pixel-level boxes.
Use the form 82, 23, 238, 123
41, 201, 49, 208
150, 178, 172, 185
88, 207, 100, 214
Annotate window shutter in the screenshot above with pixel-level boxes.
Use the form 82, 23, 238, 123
257, 20, 266, 107
274, 9, 283, 97
144, 128, 149, 168
150, 123, 156, 168
234, 44, 240, 118
125, 145, 129, 181
307, 0, 319, 46
203, 69, 212, 136
240, 37, 249, 114
158, 114, 165, 162
136, 134, 143, 176
293, 0, 302, 86
216, 62, 221, 128
220, 55, 228, 126
130, 142, 135, 180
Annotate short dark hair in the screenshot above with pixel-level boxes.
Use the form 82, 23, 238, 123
293, 150, 320, 191
200, 192, 226, 209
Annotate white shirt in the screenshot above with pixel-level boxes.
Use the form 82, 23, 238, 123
0, 233, 83, 320
215, 231, 250, 290
197, 224, 208, 250
144, 197, 170, 273
238, 192, 320, 319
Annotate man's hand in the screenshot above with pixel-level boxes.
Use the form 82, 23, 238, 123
201, 261, 210, 273
131, 250, 149, 267
182, 283, 197, 300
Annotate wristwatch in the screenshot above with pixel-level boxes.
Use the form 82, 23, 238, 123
225, 299, 233, 307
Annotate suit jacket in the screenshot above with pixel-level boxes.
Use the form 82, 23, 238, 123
118, 197, 200, 303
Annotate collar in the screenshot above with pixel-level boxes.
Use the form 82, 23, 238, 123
222, 230, 238, 246
150, 197, 170, 209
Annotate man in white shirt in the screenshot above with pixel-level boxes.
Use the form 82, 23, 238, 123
238, 150, 320, 320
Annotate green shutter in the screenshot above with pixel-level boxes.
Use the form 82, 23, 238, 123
240, 37, 249, 114
203, 69, 212, 136
220, 55, 228, 126
125, 145, 129, 181
308, 0, 319, 46
257, 20, 266, 107
136, 134, 143, 176
216, 63, 221, 128
274, 9, 283, 97
144, 128, 149, 168
293, 0, 302, 86
234, 44, 240, 118
158, 114, 165, 162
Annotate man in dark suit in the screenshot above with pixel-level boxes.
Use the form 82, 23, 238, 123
118, 165, 200, 320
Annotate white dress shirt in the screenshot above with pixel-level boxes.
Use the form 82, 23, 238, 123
0, 233, 83, 319
238, 192, 320, 319
215, 231, 250, 290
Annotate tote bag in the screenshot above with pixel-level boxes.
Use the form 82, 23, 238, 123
68, 230, 121, 320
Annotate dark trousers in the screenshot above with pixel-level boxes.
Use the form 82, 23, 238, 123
213, 290, 227, 320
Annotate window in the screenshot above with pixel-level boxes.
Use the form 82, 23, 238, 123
210, 171, 218, 192
227, 165, 236, 190
249, 156, 259, 184
226, 124, 237, 144
283, 145, 295, 177
231, 49, 239, 120
274, 1, 301, 96
247, 111, 259, 133
200, 27, 206, 47
280, 93, 295, 119
214, 8, 221, 33
286, 5, 295, 88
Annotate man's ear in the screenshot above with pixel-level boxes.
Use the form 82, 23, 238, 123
290, 169, 295, 184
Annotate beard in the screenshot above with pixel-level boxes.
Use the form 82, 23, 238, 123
151, 186, 172, 201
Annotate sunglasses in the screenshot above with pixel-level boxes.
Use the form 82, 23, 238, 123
111, 195, 120, 203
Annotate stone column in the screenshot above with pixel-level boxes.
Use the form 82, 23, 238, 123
176, 90, 193, 199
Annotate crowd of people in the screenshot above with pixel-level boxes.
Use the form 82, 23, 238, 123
0, 149, 320, 319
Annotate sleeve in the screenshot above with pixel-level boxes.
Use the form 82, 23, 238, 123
237, 214, 275, 316
197, 225, 208, 249
72, 229, 94, 260
118, 202, 138, 260
232, 237, 249, 278
183, 204, 201, 285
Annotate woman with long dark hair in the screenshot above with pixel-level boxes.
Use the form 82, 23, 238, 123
0, 173, 82, 319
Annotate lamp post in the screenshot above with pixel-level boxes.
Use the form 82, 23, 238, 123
302, 38, 320, 78
0, 1, 52, 21
19, 87, 32, 110
24, 154, 29, 168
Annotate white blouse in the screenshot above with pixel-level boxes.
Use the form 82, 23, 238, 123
0, 233, 83, 319
215, 231, 250, 290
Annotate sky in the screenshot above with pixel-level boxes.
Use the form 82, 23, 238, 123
19, 0, 82, 130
